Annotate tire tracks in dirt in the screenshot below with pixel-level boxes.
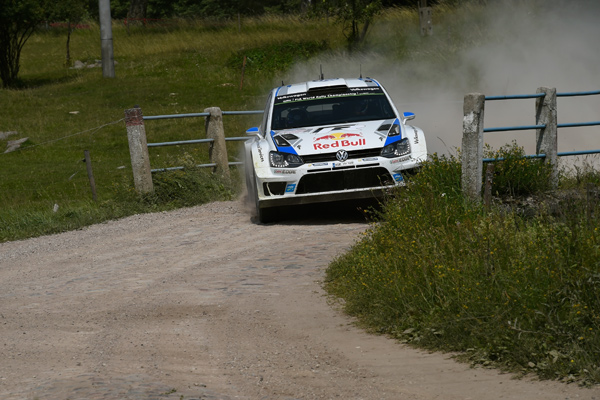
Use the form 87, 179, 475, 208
0, 200, 598, 399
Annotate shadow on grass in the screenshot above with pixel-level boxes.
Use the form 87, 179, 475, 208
6, 73, 84, 90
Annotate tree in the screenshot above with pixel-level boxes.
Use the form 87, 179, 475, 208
127, 0, 148, 25
0, 0, 48, 88
50, 0, 88, 66
171, 0, 264, 19
312, 0, 382, 50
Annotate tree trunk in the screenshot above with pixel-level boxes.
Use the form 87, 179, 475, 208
359, 19, 370, 43
127, 0, 149, 26
0, 24, 35, 88
65, 21, 72, 67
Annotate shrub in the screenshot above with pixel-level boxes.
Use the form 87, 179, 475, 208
326, 152, 600, 384
484, 141, 554, 197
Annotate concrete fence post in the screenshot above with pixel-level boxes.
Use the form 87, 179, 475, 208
125, 106, 154, 194
204, 107, 230, 180
461, 93, 486, 201
535, 87, 558, 189
418, 7, 433, 36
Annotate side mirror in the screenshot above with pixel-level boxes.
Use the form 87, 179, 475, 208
246, 126, 260, 137
402, 112, 415, 124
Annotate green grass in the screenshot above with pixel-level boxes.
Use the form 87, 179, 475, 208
4, 3, 600, 386
0, 15, 346, 241
325, 150, 600, 385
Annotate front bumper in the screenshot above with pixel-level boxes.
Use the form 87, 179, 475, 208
256, 157, 420, 209
258, 186, 390, 209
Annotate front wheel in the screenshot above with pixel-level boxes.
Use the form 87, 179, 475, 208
245, 152, 279, 223
256, 205, 279, 224
244, 153, 258, 209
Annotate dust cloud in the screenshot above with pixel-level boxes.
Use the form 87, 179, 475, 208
283, 0, 600, 160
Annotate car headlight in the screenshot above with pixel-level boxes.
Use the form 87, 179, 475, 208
381, 138, 410, 158
269, 151, 304, 168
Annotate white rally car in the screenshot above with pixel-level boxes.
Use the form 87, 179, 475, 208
244, 77, 427, 223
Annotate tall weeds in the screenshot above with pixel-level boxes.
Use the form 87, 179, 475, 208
326, 151, 600, 384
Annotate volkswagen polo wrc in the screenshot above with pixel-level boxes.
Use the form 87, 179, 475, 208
244, 77, 427, 223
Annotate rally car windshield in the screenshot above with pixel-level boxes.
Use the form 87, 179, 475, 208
271, 93, 396, 130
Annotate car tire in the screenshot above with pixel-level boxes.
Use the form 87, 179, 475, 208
255, 184, 280, 224
244, 152, 257, 209
257, 205, 279, 224
245, 152, 279, 224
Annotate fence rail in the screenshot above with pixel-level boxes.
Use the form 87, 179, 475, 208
461, 87, 600, 200
147, 136, 252, 148
484, 149, 600, 163
484, 90, 600, 134
143, 110, 263, 121
125, 106, 262, 194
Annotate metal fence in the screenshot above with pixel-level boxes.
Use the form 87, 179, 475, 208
124, 106, 262, 194
461, 88, 600, 200
144, 110, 262, 172
482, 90, 600, 160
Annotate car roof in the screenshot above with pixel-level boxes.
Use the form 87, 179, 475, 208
275, 77, 381, 97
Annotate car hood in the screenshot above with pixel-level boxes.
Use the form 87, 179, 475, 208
271, 119, 397, 156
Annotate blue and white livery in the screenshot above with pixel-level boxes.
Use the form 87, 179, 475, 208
244, 77, 427, 223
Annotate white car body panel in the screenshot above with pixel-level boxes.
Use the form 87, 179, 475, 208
245, 77, 427, 221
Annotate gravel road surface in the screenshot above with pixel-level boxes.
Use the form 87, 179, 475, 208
1, 200, 598, 399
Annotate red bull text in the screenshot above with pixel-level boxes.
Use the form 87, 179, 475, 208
313, 138, 366, 150
312, 132, 365, 150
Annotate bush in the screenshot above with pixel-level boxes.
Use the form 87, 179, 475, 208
146, 167, 238, 208
484, 141, 554, 197
325, 152, 600, 384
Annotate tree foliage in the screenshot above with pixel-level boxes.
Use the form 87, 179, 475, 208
0, 0, 426, 87
48, 0, 88, 66
127, 0, 149, 22
97, 0, 308, 20
0, 0, 48, 87
312, 0, 382, 50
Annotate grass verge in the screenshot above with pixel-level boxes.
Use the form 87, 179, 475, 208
0, 159, 240, 242
325, 147, 600, 385
0, 14, 345, 243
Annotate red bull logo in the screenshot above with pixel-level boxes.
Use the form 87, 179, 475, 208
313, 132, 365, 150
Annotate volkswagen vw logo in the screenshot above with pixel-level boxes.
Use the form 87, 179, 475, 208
336, 150, 349, 162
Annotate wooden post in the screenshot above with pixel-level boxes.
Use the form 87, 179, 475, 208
125, 106, 154, 194
461, 93, 485, 201
204, 107, 230, 180
83, 150, 97, 201
418, 0, 433, 36
535, 87, 558, 189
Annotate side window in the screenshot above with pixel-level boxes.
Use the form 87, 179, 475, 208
260, 92, 272, 135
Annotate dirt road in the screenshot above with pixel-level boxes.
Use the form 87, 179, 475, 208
1, 200, 598, 399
